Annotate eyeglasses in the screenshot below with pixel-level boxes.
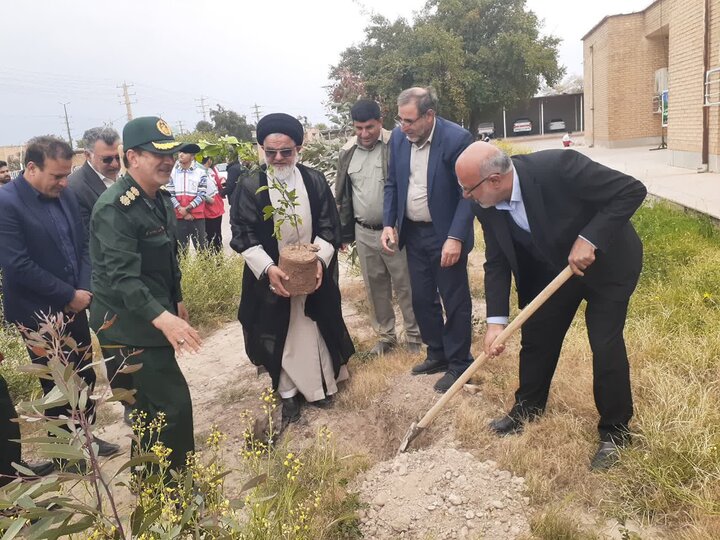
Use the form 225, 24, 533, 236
263, 147, 295, 158
99, 155, 121, 164
459, 173, 496, 195
394, 113, 426, 128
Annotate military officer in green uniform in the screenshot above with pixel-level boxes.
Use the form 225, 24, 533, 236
89, 116, 202, 470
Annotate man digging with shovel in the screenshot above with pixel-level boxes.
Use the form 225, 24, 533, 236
456, 142, 646, 470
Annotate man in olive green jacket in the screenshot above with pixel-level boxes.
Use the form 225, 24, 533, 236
89, 116, 202, 470
335, 99, 420, 356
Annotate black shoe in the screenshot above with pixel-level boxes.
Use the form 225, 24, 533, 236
489, 414, 526, 436
53, 459, 87, 474
590, 441, 623, 471
281, 396, 301, 428
307, 395, 334, 409
433, 371, 459, 393
411, 357, 448, 375
369, 341, 395, 356
16, 460, 55, 478
94, 436, 121, 457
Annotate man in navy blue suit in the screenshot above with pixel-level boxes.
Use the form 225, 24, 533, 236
381, 87, 475, 393
0, 136, 118, 458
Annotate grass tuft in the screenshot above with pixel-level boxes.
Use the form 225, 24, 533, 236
178, 248, 244, 332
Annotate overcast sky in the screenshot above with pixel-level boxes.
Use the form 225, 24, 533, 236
0, 0, 651, 146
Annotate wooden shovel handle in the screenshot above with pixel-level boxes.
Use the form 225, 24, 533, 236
416, 265, 574, 430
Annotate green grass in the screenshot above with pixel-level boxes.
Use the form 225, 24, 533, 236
0, 323, 40, 402
178, 248, 244, 331
604, 203, 720, 526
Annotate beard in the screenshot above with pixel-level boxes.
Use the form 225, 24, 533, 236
266, 155, 299, 182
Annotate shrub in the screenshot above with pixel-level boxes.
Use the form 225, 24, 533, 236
0, 323, 39, 402
178, 249, 244, 331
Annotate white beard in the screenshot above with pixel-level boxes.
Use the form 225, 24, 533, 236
266, 155, 299, 182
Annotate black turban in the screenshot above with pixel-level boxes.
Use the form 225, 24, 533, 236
256, 113, 304, 146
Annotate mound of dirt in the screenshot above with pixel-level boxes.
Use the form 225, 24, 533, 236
354, 446, 531, 539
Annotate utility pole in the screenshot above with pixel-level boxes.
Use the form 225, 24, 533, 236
59, 102, 73, 149
196, 95, 208, 121
252, 103, 262, 123
177, 121, 185, 135
117, 81, 136, 121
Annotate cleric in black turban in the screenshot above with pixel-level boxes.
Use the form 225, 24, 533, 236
256, 113, 304, 146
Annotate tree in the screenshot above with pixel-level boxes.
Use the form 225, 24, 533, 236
196, 120, 214, 132
209, 105, 254, 141
539, 74, 583, 96
329, 0, 564, 134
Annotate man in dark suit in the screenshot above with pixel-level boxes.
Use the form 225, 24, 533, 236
68, 127, 121, 231
381, 87, 475, 393
456, 142, 646, 470
0, 136, 119, 458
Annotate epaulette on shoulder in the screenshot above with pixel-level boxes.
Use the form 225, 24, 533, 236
158, 185, 172, 197
117, 186, 142, 209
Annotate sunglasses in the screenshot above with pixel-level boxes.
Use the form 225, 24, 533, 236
263, 147, 295, 158
99, 155, 121, 165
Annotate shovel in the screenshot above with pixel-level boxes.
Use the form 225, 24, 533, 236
398, 265, 574, 453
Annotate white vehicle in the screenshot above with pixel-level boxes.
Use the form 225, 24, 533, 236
512, 118, 533, 135
547, 118, 566, 132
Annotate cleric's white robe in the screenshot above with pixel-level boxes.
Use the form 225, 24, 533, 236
241, 167, 349, 401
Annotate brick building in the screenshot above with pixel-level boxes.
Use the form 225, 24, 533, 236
583, 0, 720, 171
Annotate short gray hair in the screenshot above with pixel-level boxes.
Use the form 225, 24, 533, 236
480, 148, 512, 179
82, 126, 120, 152
397, 87, 438, 115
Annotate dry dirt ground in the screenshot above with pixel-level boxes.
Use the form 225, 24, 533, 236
88, 255, 663, 539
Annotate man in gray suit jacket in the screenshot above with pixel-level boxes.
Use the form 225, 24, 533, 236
68, 127, 121, 231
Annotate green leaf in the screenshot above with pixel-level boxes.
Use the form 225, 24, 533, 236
1, 517, 27, 540
112, 452, 159, 478
255, 185, 269, 194
116, 362, 143, 375
108, 388, 136, 405
240, 472, 268, 493
34, 443, 85, 461
130, 505, 144, 536
137, 506, 162, 536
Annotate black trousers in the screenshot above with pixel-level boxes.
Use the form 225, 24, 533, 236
0, 374, 21, 486
513, 276, 633, 442
205, 216, 223, 253
403, 220, 473, 374
24, 311, 97, 423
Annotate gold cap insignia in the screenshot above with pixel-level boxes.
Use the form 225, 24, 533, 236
120, 195, 131, 206
156, 119, 172, 137
130, 186, 140, 196
151, 141, 181, 150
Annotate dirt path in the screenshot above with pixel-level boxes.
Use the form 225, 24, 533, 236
91, 257, 660, 539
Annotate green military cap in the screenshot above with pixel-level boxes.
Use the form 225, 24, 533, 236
123, 116, 200, 155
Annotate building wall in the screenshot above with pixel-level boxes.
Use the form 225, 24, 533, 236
583, 0, 720, 170
584, 13, 664, 147
666, 0, 704, 166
